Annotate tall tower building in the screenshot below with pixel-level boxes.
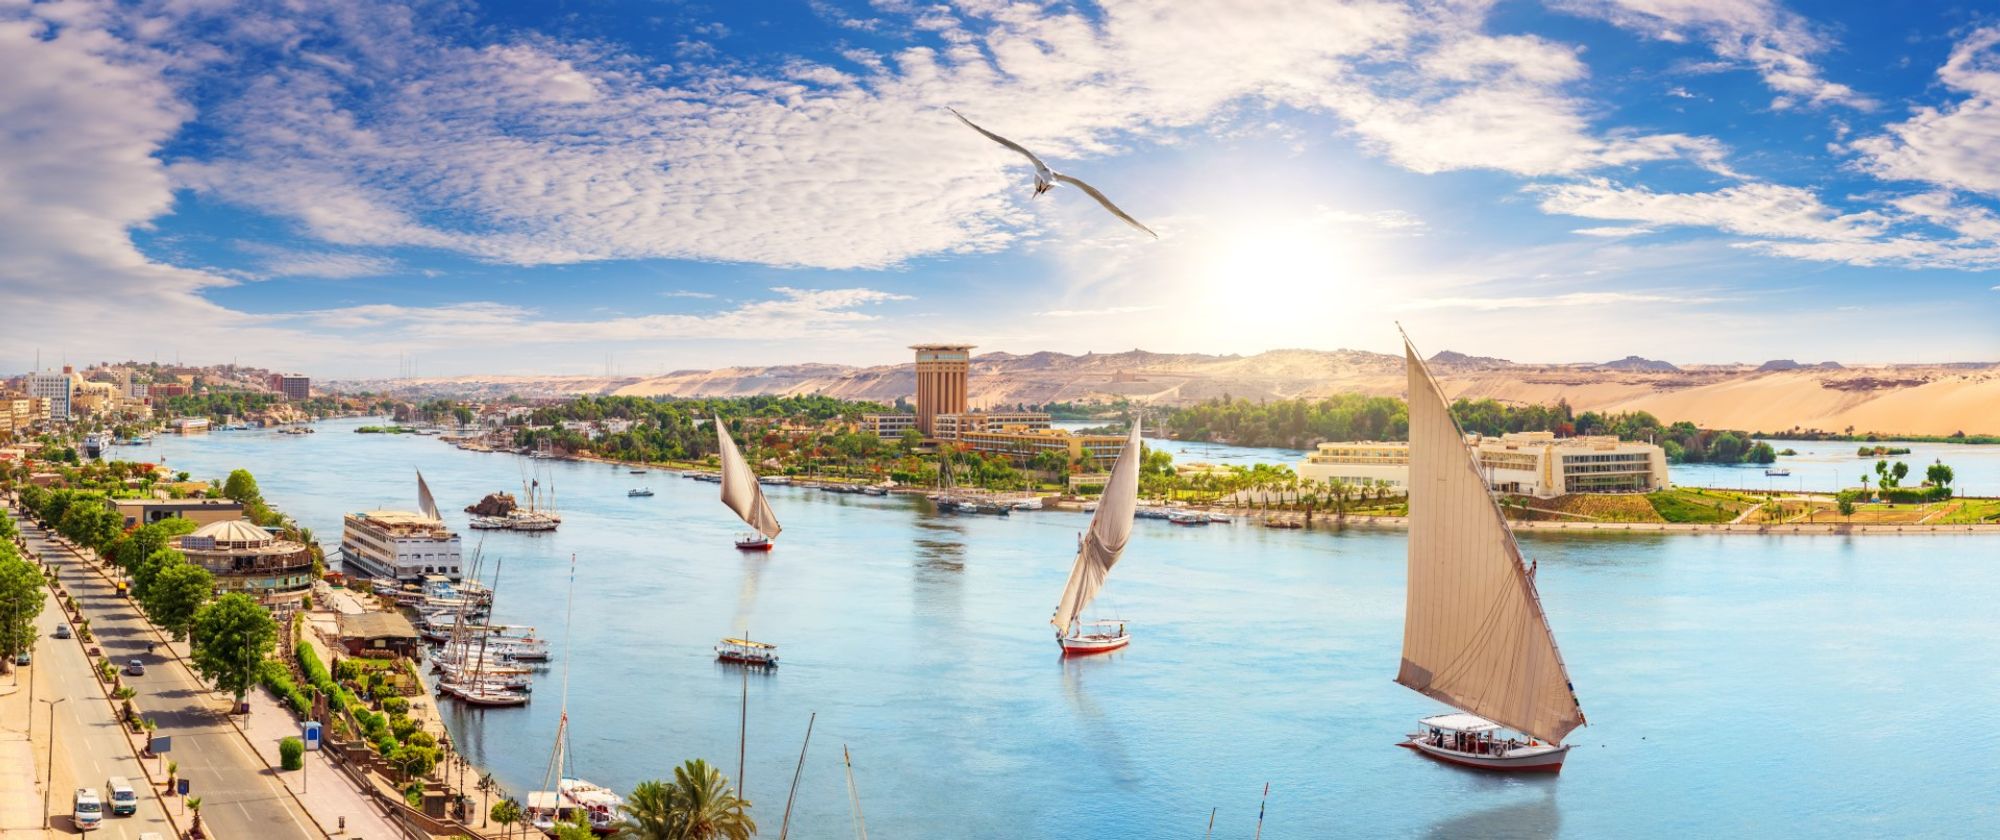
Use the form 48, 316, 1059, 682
910, 344, 972, 436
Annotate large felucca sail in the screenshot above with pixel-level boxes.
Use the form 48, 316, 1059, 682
716, 416, 781, 546
416, 469, 443, 521
1398, 334, 1584, 766
1051, 420, 1143, 654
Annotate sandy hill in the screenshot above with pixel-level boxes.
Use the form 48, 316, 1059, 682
331, 348, 2000, 436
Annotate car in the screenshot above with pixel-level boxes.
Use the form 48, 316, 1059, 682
73, 787, 103, 831
52, 625, 71, 639
12, 651, 28, 666
124, 660, 145, 676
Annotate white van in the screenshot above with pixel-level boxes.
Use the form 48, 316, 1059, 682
72, 787, 103, 830
105, 777, 137, 816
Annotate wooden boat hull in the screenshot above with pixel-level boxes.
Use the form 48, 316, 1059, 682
1398, 739, 1568, 773
716, 650, 779, 666
1059, 632, 1130, 656
734, 539, 773, 552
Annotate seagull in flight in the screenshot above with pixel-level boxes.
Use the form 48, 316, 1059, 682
949, 107, 1157, 239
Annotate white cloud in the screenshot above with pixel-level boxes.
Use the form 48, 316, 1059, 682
1573, 226, 1656, 237
1036, 305, 1158, 318
286, 287, 909, 344
1533, 179, 1886, 242
660, 290, 717, 299
234, 242, 397, 279
1553, 0, 1875, 109
1850, 27, 2000, 196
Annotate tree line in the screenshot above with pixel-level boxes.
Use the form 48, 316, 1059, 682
1159, 396, 1779, 464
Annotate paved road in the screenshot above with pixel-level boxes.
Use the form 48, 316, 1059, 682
16, 510, 320, 840
27, 578, 177, 839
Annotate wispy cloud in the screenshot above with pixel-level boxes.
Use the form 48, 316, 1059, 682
1399, 291, 1718, 311
660, 290, 717, 299
236, 242, 397, 279
1037, 305, 1159, 318
1572, 226, 1655, 237
283, 287, 910, 344
1552, 0, 1876, 110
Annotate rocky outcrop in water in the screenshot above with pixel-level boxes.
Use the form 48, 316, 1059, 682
465, 492, 517, 516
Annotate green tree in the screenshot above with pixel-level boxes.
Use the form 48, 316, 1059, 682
615, 760, 755, 840
1891, 461, 1910, 487
0, 555, 46, 665
189, 594, 277, 706
1709, 432, 1747, 463
491, 799, 523, 838
552, 808, 596, 840
1926, 461, 1955, 489
142, 560, 214, 640
222, 469, 262, 504
131, 548, 185, 601
1747, 442, 1777, 464
1836, 493, 1857, 520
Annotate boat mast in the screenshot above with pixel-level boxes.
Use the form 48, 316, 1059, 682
843, 745, 869, 840
536, 554, 578, 818
777, 711, 816, 840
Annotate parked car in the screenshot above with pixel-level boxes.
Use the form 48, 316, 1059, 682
13, 651, 29, 666
124, 660, 145, 676
53, 625, 71, 639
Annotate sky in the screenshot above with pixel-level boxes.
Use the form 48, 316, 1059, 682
5, 0, 2000, 379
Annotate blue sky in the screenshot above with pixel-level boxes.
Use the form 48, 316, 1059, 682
4, 0, 1999, 378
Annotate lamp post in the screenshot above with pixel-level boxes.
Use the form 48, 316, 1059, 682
41, 697, 67, 829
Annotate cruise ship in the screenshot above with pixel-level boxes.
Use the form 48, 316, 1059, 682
339, 510, 464, 582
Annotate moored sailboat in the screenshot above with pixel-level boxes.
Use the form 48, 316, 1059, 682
1394, 331, 1585, 773
1051, 421, 1144, 656
716, 416, 782, 551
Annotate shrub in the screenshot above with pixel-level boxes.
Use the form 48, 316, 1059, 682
380, 696, 410, 716
279, 736, 304, 771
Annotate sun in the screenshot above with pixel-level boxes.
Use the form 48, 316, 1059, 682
1183, 213, 1380, 343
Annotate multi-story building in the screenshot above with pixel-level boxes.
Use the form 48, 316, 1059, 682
911, 344, 972, 435
1295, 431, 1669, 498
148, 383, 189, 399
932, 410, 1053, 439
860, 413, 919, 440
174, 520, 314, 604
339, 510, 464, 582
27, 369, 72, 422
954, 425, 1128, 472
269, 374, 311, 400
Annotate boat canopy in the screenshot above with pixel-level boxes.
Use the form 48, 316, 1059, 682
720, 638, 775, 649
1397, 338, 1586, 746
1418, 713, 1503, 733
1052, 420, 1143, 634
716, 417, 782, 539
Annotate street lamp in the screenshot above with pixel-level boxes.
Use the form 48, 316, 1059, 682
41, 696, 67, 829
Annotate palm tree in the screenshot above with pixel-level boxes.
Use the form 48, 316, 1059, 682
616, 759, 755, 840
491, 798, 522, 838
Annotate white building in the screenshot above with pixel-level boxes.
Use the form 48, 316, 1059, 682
1297, 432, 1669, 499
27, 371, 72, 422
339, 510, 464, 582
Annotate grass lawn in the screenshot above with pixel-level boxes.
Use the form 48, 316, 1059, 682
1647, 487, 1760, 523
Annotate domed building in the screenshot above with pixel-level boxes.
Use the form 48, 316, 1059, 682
173, 519, 314, 604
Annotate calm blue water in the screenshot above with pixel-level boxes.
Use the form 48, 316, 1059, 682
1673, 439, 2000, 497
133, 420, 2000, 838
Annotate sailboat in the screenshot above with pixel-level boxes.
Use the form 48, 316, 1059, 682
1395, 331, 1585, 772
1050, 421, 1143, 655
716, 416, 782, 551
527, 556, 623, 835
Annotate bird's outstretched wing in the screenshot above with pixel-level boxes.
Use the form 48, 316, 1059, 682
1052, 173, 1158, 239
949, 107, 1049, 172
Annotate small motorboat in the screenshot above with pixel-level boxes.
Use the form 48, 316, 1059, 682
715, 637, 779, 666
1168, 512, 1208, 526
629, 469, 647, 475
1765, 468, 1791, 477
1398, 713, 1569, 773
734, 533, 774, 552
628, 488, 654, 497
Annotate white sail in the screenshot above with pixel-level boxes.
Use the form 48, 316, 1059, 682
1397, 339, 1584, 745
1051, 420, 1142, 634
417, 469, 442, 521
716, 417, 782, 539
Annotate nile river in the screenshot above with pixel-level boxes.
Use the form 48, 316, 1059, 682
135, 419, 1997, 838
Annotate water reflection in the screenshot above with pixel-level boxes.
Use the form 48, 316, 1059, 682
1060, 653, 1139, 786
730, 552, 769, 635
1424, 785, 1559, 840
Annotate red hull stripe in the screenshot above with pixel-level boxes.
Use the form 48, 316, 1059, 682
1397, 742, 1565, 774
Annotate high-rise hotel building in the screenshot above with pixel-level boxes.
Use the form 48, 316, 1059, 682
911, 344, 972, 436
